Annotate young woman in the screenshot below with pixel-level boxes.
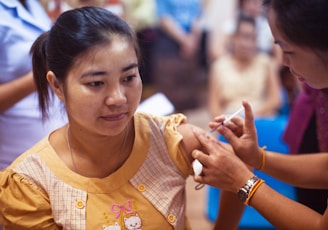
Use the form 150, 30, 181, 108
193, 0, 328, 229
0, 7, 211, 229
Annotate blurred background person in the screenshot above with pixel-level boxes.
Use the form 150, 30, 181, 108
63, 0, 123, 16
208, 15, 281, 118
152, 0, 208, 112
219, 0, 272, 54
203, 0, 237, 64
213, 0, 282, 67
43, 0, 124, 21
122, 0, 157, 100
0, 0, 66, 169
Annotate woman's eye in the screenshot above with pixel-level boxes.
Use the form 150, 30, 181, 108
123, 75, 135, 82
283, 50, 293, 55
88, 81, 104, 87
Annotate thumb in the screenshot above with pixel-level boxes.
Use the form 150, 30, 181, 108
217, 125, 240, 149
192, 128, 219, 153
193, 128, 211, 148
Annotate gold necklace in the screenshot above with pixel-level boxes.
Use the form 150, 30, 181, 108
66, 125, 129, 175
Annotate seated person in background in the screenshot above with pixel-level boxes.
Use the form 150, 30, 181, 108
152, 0, 208, 112
208, 15, 281, 118
215, 0, 275, 57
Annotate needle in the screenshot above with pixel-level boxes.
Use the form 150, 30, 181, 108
206, 107, 244, 136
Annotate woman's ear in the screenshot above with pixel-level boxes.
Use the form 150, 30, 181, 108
46, 71, 65, 102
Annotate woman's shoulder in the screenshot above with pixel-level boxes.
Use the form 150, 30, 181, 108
254, 53, 272, 65
210, 55, 234, 75
134, 112, 191, 154
6, 136, 51, 169
212, 55, 233, 66
135, 112, 187, 127
4, 133, 67, 189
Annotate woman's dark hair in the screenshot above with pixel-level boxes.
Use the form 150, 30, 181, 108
264, 0, 328, 50
239, 0, 245, 8
30, 7, 140, 120
235, 14, 256, 34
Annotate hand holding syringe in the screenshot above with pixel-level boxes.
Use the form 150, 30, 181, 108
206, 106, 245, 136
193, 107, 245, 181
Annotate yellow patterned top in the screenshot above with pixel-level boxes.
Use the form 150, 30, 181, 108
0, 113, 193, 230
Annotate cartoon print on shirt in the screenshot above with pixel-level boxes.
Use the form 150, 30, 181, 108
103, 222, 121, 230
105, 199, 142, 229
124, 213, 142, 230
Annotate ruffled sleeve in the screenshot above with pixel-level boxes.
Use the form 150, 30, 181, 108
0, 169, 60, 229
162, 113, 193, 177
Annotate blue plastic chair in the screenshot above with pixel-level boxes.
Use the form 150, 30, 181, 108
206, 116, 296, 229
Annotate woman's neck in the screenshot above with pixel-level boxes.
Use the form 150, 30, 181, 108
65, 122, 134, 178
233, 55, 254, 70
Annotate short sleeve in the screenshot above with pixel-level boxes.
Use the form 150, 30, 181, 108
0, 169, 60, 229
162, 113, 193, 177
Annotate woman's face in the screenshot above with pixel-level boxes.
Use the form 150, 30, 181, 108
242, 0, 263, 18
268, 8, 328, 89
233, 21, 257, 60
62, 37, 142, 136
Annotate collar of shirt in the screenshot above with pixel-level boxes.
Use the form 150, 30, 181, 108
0, 0, 50, 31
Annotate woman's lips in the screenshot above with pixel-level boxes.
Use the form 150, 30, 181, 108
101, 113, 126, 121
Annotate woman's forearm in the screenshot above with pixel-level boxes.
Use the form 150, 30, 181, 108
262, 151, 328, 189
214, 191, 245, 230
249, 183, 327, 230
159, 16, 188, 45
0, 71, 35, 113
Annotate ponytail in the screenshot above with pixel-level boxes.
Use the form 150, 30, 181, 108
30, 32, 51, 120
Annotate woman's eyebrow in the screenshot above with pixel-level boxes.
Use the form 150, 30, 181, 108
121, 63, 138, 72
80, 63, 138, 78
81, 71, 107, 78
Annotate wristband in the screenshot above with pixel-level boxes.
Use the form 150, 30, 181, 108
245, 179, 265, 205
257, 146, 267, 170
237, 175, 265, 205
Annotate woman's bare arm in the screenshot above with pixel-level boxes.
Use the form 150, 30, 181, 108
0, 71, 35, 113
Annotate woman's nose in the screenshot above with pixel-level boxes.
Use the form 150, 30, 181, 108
282, 53, 290, 67
104, 85, 126, 106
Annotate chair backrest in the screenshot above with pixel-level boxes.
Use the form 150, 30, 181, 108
206, 116, 296, 229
